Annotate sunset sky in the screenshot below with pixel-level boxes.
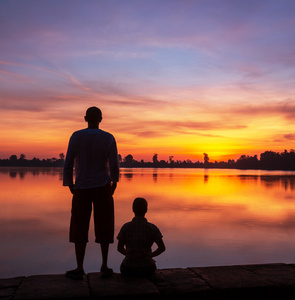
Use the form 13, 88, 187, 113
1, 0, 295, 162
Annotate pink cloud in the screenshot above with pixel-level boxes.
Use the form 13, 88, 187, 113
228, 100, 295, 121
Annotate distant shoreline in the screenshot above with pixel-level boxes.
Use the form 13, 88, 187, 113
2, 149, 295, 170
1, 165, 295, 172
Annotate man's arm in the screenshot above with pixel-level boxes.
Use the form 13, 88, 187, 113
63, 134, 75, 192
108, 138, 119, 192
152, 238, 166, 258
110, 181, 117, 195
69, 185, 75, 194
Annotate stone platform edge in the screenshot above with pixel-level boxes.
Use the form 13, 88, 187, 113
2, 263, 295, 299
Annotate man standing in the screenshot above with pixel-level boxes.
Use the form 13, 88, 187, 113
63, 106, 119, 279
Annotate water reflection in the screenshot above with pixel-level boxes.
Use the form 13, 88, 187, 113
204, 174, 209, 183
260, 176, 295, 191
1, 167, 295, 278
234, 174, 295, 191
0, 167, 63, 180
122, 173, 133, 180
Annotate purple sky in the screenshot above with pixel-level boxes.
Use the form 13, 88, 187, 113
1, 0, 295, 161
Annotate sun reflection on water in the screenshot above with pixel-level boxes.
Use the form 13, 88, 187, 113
1, 167, 295, 278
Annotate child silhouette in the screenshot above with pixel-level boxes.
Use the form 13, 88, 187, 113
117, 198, 166, 277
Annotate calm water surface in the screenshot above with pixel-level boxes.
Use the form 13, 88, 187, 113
1, 167, 295, 278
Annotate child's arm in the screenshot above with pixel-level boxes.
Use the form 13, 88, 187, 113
117, 240, 127, 256
152, 238, 166, 257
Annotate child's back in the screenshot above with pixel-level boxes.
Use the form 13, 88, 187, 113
117, 198, 165, 277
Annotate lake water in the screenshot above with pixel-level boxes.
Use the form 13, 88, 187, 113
1, 167, 295, 278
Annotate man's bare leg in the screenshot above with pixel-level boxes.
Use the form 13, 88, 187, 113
65, 242, 86, 279
100, 242, 113, 277
75, 242, 87, 271
100, 242, 109, 269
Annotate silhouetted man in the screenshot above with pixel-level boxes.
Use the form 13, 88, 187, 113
63, 106, 119, 279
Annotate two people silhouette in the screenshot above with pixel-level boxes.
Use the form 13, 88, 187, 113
63, 107, 165, 279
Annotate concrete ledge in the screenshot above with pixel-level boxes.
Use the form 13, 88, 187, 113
13, 275, 89, 300
2, 263, 295, 299
88, 272, 159, 299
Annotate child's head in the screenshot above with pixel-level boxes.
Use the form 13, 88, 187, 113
132, 197, 148, 217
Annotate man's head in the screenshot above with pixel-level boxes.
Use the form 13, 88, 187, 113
132, 197, 148, 217
85, 106, 102, 124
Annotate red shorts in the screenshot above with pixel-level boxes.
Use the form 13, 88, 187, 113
69, 185, 114, 244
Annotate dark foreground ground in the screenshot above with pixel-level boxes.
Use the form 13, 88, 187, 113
2, 263, 295, 299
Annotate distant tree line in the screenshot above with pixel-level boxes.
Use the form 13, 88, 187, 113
1, 150, 295, 170
119, 150, 295, 171
0, 153, 65, 167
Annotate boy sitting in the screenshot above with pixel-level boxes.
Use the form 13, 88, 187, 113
117, 197, 166, 277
